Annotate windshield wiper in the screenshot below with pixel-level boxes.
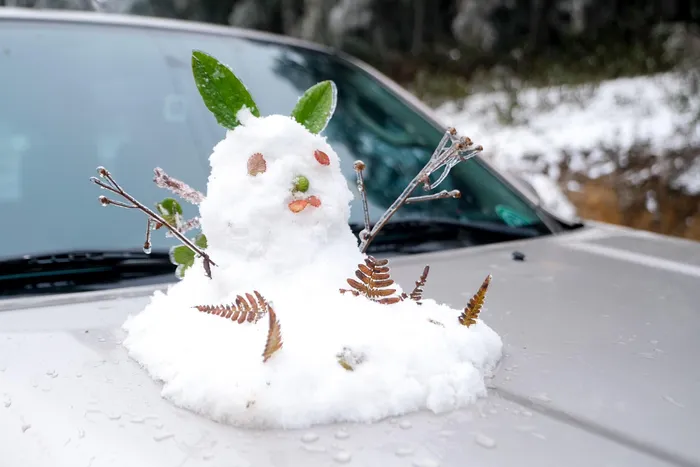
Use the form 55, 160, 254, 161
0, 249, 177, 297
350, 217, 547, 254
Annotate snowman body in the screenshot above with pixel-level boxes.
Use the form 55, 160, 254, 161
122, 112, 503, 429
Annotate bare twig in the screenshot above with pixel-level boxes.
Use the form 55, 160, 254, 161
91, 166, 216, 278
153, 167, 205, 205
354, 160, 371, 241
405, 190, 461, 204
357, 128, 482, 252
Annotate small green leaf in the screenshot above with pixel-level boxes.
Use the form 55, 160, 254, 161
194, 233, 208, 249
192, 50, 260, 129
156, 198, 183, 227
157, 198, 183, 216
170, 245, 195, 279
291, 80, 337, 134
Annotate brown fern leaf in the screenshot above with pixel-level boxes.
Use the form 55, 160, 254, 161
458, 275, 492, 327
340, 255, 403, 304
194, 290, 271, 324
263, 307, 282, 363
408, 265, 430, 304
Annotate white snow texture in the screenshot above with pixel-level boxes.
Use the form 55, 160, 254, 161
123, 110, 502, 429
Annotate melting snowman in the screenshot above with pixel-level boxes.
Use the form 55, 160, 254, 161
100, 51, 503, 429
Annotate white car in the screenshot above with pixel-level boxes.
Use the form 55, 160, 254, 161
1, 8, 698, 467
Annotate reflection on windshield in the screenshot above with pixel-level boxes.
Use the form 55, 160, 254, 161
0, 20, 546, 260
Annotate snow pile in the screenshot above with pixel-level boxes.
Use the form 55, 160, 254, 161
122, 110, 502, 429
436, 73, 700, 218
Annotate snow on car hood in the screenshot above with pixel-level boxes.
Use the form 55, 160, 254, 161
1, 223, 699, 467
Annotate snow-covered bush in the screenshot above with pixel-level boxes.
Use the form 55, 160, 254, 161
91, 50, 503, 428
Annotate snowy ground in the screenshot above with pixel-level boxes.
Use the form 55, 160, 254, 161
435, 72, 700, 221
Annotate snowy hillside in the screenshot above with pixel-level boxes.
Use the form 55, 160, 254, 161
436, 73, 700, 221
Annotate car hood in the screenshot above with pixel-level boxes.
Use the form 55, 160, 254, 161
1, 222, 698, 467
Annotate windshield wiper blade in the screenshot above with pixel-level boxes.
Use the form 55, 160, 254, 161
350, 217, 546, 254
0, 249, 176, 295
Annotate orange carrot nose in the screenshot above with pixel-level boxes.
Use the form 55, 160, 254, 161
288, 199, 309, 213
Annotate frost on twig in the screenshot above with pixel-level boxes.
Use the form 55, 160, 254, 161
153, 167, 205, 205
356, 127, 482, 252
339, 256, 403, 304
459, 275, 492, 327
90, 166, 216, 278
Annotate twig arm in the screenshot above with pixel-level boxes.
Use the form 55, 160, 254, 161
91, 166, 216, 278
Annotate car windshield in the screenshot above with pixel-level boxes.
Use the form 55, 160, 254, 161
0, 19, 549, 260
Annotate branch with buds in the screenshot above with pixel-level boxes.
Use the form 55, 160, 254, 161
90, 166, 216, 278
355, 127, 482, 253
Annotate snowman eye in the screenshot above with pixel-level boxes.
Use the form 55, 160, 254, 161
247, 153, 267, 176
314, 150, 330, 166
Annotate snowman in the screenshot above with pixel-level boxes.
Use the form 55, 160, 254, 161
94, 51, 503, 429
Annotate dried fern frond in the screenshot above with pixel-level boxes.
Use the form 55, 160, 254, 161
458, 275, 492, 327
339, 256, 403, 305
263, 307, 283, 363
194, 290, 270, 324
401, 265, 430, 304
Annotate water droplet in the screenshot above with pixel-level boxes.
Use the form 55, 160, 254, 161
333, 451, 352, 463
399, 420, 412, 430
301, 432, 319, 443
143, 245, 152, 254
334, 430, 350, 440
474, 433, 496, 449
300, 444, 326, 453
153, 432, 174, 442
395, 447, 414, 457
21, 423, 31, 433
412, 459, 440, 467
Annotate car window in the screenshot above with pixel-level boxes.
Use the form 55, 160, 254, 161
0, 20, 547, 260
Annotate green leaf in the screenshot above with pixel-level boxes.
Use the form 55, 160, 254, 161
291, 81, 337, 134
156, 198, 183, 227
194, 233, 208, 249
192, 50, 260, 129
170, 245, 195, 279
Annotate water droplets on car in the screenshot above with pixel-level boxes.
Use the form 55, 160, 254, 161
395, 447, 415, 457
474, 433, 497, 449
333, 451, 352, 463
301, 432, 319, 443
153, 432, 174, 442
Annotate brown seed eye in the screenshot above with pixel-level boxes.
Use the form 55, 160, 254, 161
314, 150, 330, 166
247, 153, 267, 176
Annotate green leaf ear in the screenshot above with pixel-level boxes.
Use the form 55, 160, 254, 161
291, 80, 337, 134
192, 50, 260, 129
